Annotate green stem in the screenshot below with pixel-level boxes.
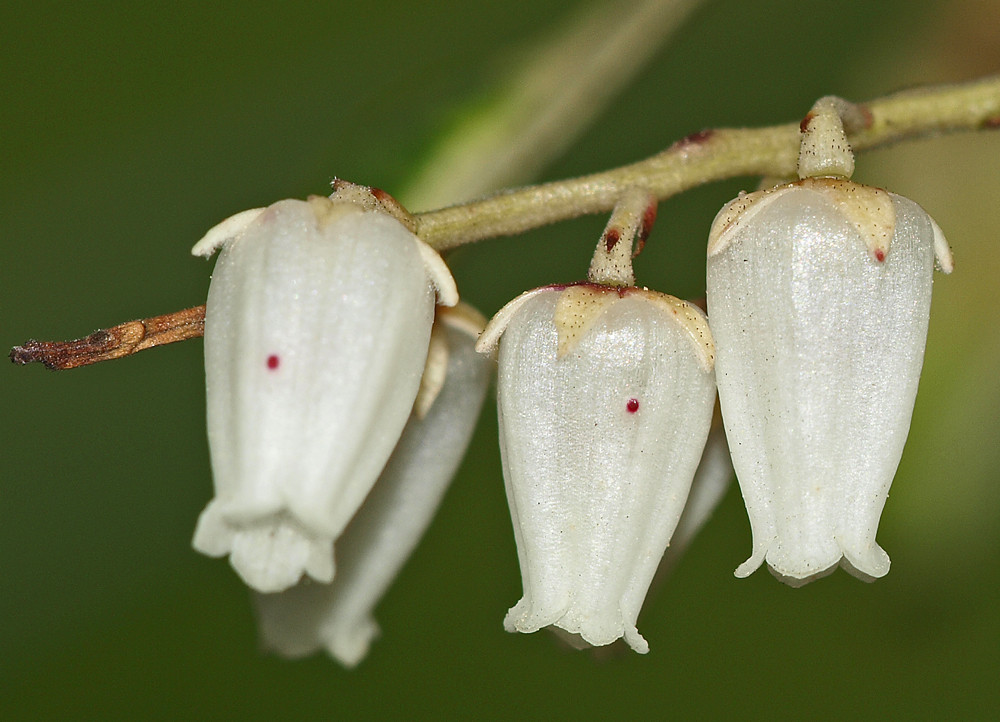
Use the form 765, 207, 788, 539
416, 75, 1000, 251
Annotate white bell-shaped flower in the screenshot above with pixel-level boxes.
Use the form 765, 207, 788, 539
479, 280, 716, 653
253, 304, 492, 666
707, 176, 953, 585
191, 192, 457, 593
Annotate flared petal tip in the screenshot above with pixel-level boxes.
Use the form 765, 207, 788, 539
840, 544, 891, 582
622, 628, 649, 655
735, 542, 890, 586
230, 525, 334, 593
733, 548, 766, 579
254, 585, 380, 668
323, 617, 381, 669
504, 600, 649, 654
193, 507, 334, 593
734, 543, 841, 586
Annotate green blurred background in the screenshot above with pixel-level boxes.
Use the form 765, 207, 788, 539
3, 0, 998, 718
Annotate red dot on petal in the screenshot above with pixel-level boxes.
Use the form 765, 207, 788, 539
266, 354, 280, 370
874, 249, 886, 262
626, 398, 640, 413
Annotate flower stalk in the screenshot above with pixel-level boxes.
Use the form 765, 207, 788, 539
417, 75, 1000, 251
586, 187, 657, 288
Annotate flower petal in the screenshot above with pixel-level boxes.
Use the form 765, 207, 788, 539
194, 197, 445, 592
707, 180, 939, 584
254, 305, 492, 664
495, 286, 715, 652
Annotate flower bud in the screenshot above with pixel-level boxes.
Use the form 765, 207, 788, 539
478, 283, 716, 652
706, 177, 952, 585
192, 195, 457, 593
253, 304, 492, 666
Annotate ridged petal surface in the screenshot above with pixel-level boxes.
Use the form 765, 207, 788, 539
194, 198, 438, 592
707, 183, 936, 584
253, 312, 491, 665
497, 289, 715, 652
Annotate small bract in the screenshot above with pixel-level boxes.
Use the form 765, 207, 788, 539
706, 177, 953, 585
192, 195, 457, 593
254, 304, 492, 666
478, 282, 716, 653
